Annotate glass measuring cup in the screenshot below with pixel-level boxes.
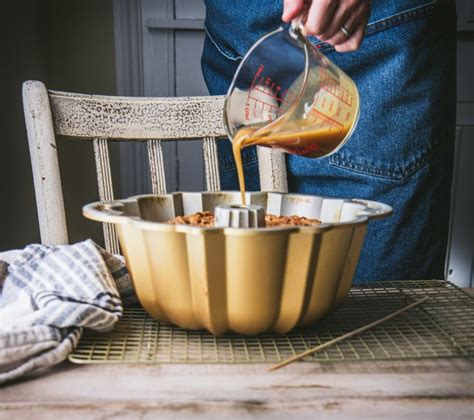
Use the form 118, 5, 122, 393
224, 22, 360, 158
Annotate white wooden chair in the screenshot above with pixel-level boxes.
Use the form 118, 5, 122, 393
22, 80, 288, 254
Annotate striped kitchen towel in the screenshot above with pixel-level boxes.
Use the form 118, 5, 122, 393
0, 239, 136, 385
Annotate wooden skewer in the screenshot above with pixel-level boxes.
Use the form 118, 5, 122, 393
269, 296, 429, 372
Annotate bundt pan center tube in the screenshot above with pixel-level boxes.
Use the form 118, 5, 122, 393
83, 192, 392, 335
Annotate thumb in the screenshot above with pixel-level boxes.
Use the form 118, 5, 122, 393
282, 0, 305, 22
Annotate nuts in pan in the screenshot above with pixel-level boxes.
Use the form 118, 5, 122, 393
166, 212, 320, 227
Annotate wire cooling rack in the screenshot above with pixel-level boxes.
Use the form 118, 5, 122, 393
69, 280, 474, 364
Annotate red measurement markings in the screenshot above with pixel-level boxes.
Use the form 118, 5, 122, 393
245, 63, 302, 121
308, 109, 344, 131
291, 142, 321, 156
321, 82, 353, 106
247, 64, 296, 106
318, 69, 353, 107
247, 95, 279, 120
251, 82, 293, 106
313, 95, 343, 120
249, 64, 265, 90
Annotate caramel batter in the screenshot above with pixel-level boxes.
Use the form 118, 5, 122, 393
232, 122, 350, 205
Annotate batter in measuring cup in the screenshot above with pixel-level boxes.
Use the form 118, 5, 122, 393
233, 121, 350, 205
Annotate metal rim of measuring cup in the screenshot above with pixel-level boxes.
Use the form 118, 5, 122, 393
223, 25, 310, 142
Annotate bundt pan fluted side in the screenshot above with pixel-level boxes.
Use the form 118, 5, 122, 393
83, 192, 391, 335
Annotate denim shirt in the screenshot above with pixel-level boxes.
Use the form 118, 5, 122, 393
201, 0, 456, 282
204, 0, 444, 62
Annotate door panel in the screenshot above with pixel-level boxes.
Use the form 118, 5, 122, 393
175, 29, 208, 191
115, 0, 208, 194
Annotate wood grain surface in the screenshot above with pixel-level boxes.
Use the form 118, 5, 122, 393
1, 358, 472, 419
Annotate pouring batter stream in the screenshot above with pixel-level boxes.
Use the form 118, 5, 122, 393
232, 120, 351, 205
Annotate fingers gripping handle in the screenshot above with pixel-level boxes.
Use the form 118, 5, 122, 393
290, 0, 311, 35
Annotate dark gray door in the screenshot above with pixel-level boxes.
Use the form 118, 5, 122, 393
446, 0, 474, 287
114, 0, 208, 195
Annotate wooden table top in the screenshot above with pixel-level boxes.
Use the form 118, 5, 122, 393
1, 288, 473, 419
1, 358, 473, 419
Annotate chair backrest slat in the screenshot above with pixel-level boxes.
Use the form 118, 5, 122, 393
147, 139, 167, 194
203, 137, 221, 191
48, 90, 227, 140
93, 138, 120, 254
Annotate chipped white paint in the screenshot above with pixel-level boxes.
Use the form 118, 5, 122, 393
257, 147, 288, 193
22, 80, 288, 247
93, 138, 120, 254
22, 81, 68, 245
49, 89, 227, 140
147, 140, 167, 194
203, 137, 221, 191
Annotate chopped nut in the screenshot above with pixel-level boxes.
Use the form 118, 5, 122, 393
265, 214, 320, 227
167, 211, 320, 227
166, 211, 215, 226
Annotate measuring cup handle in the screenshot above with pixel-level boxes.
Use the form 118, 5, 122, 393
290, 0, 311, 35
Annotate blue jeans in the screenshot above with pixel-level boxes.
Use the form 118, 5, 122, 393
201, 0, 456, 282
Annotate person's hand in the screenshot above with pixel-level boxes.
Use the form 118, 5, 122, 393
282, 0, 371, 52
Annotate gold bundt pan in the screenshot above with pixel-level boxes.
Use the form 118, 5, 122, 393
84, 192, 391, 335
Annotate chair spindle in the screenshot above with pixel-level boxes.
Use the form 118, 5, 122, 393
93, 138, 120, 255
147, 139, 167, 194
203, 136, 221, 192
